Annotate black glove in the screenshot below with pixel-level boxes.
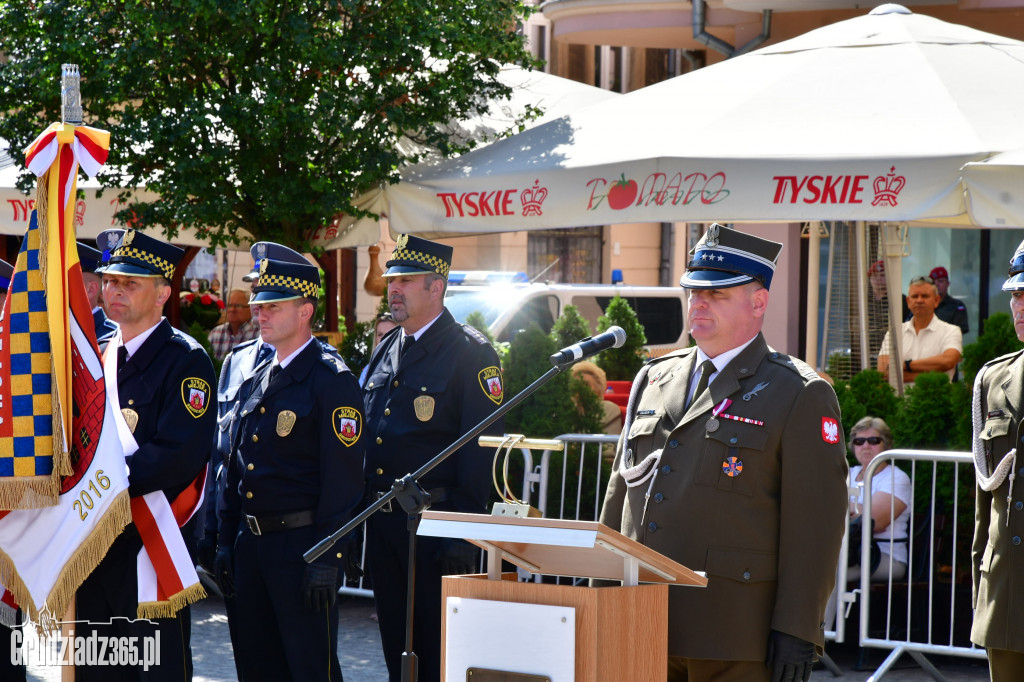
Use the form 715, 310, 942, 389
765, 630, 815, 682
196, 532, 217, 573
434, 538, 479, 575
339, 541, 364, 584
213, 546, 235, 599
302, 564, 339, 613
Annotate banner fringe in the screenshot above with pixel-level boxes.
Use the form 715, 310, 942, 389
137, 582, 207, 620
0, 477, 60, 510
0, 489, 131, 634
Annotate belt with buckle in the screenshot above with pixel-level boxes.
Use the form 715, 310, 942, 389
375, 487, 450, 513
244, 509, 315, 536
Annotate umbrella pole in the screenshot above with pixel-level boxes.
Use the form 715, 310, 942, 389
805, 222, 821, 370
855, 222, 870, 372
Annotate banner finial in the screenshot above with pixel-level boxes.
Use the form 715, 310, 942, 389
61, 64, 82, 125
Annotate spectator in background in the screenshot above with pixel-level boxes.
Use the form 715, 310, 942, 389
208, 287, 260, 362
571, 360, 622, 435
929, 266, 969, 334
878, 275, 962, 383
358, 312, 398, 387
846, 416, 911, 582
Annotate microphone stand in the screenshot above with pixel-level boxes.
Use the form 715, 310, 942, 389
305, 360, 576, 682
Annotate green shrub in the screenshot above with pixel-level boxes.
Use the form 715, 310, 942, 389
465, 310, 495, 344
961, 312, 1023, 386
891, 372, 955, 450
550, 304, 592, 349
338, 319, 375, 376
595, 296, 646, 381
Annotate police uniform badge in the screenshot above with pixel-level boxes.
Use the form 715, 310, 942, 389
276, 410, 297, 437
478, 366, 503, 405
333, 406, 362, 447
413, 395, 435, 422
396, 234, 409, 250
706, 223, 720, 247
122, 229, 135, 247
255, 242, 267, 261
121, 408, 139, 433
182, 377, 211, 418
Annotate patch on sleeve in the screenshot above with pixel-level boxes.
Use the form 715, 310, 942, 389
333, 406, 362, 447
478, 366, 503, 405
182, 377, 211, 418
821, 416, 840, 444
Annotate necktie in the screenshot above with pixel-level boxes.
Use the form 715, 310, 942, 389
268, 364, 282, 384
689, 360, 716, 408
117, 346, 129, 374
401, 336, 415, 358
255, 343, 274, 366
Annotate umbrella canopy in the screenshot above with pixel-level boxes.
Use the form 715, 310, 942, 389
963, 147, 1024, 228
312, 65, 621, 247
377, 4, 1024, 238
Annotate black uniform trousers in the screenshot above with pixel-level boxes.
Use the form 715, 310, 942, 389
1, 612, 27, 681
232, 524, 342, 682
76, 526, 192, 682
367, 510, 452, 682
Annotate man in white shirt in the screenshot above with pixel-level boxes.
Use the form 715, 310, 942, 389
878, 275, 962, 383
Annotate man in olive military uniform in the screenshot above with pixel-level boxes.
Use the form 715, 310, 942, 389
362, 234, 504, 682
971, 239, 1024, 681
77, 229, 217, 682
216, 256, 365, 681
599, 224, 848, 682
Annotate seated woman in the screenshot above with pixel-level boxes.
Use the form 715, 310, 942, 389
847, 416, 913, 581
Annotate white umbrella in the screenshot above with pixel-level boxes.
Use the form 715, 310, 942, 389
963, 147, 1024, 228
377, 4, 1024, 238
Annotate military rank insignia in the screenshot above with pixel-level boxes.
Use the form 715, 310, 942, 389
333, 406, 362, 447
821, 416, 840, 444
478, 366, 503, 405
182, 378, 211, 418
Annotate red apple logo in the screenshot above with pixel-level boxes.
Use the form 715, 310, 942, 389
606, 174, 638, 210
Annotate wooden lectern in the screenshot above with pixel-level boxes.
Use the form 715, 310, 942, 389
418, 511, 707, 682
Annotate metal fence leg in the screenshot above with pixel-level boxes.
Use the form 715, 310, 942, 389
907, 650, 949, 682
819, 651, 843, 677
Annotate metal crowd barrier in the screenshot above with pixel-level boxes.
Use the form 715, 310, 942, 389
827, 449, 985, 681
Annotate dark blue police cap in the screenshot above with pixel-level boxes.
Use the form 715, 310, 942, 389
77, 242, 103, 274
680, 223, 783, 290
0, 258, 12, 293
250, 258, 320, 303
103, 229, 184, 280
94, 229, 125, 273
244, 242, 311, 282
384, 234, 452, 278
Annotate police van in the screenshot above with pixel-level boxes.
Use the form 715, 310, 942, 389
444, 271, 688, 357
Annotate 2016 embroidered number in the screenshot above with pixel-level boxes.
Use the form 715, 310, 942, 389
73, 469, 112, 521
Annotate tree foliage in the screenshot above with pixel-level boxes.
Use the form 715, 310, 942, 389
0, 0, 539, 247
595, 296, 646, 381
549, 304, 592, 349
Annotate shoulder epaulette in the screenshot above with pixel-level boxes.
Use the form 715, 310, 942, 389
320, 350, 351, 374
767, 350, 820, 382
983, 348, 1024, 369
647, 346, 693, 366
233, 338, 260, 352
461, 324, 491, 345
170, 328, 204, 352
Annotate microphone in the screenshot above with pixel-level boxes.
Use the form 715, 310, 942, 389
549, 326, 627, 367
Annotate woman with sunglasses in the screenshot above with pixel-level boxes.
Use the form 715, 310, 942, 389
847, 416, 912, 581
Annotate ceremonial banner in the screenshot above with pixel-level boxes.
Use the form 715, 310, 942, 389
0, 210, 131, 625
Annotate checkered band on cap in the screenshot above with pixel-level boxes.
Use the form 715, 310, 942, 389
257, 272, 319, 299
384, 234, 453, 278
388, 247, 450, 277
111, 244, 176, 280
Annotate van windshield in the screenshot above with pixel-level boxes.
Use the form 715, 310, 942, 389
445, 288, 526, 327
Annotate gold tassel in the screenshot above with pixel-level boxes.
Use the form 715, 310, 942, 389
0, 489, 131, 635
137, 582, 207, 620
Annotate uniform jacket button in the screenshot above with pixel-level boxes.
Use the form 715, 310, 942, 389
393, 380, 399, 387
384, 408, 391, 416
368, 382, 374, 388
729, 437, 738, 444
260, 407, 266, 414
1014, 536, 1022, 546
653, 493, 664, 503
251, 434, 259, 443
661, 465, 671, 475
647, 522, 658, 532
1016, 501, 1023, 511
743, 571, 751, 580
336, 552, 343, 559
245, 491, 253, 499
668, 440, 678, 448
376, 468, 384, 475
376, 437, 383, 445
247, 463, 254, 471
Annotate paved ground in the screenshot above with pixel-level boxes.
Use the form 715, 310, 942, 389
25, 594, 991, 681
